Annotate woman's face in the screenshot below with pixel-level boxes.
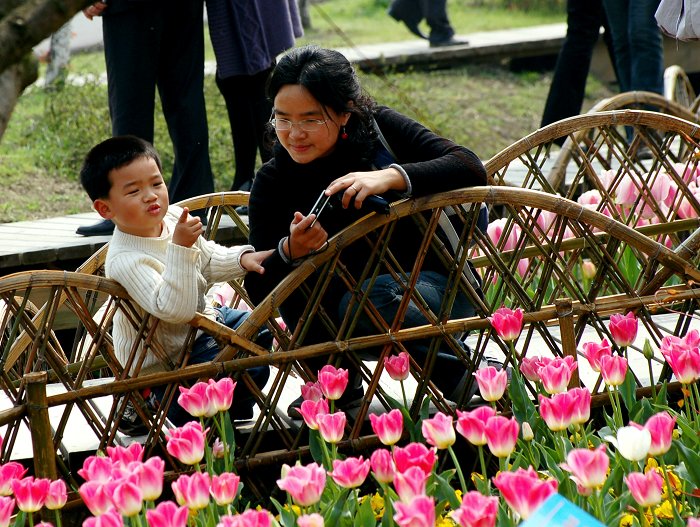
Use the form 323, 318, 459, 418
273, 84, 350, 164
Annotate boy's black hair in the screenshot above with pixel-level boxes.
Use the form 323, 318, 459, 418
80, 135, 163, 201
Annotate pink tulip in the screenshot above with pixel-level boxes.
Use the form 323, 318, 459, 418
487, 218, 520, 251
688, 519, 700, 527
178, 382, 214, 418
83, 509, 124, 527
212, 438, 226, 459
625, 470, 664, 508
146, 501, 189, 527
578, 189, 603, 207
300, 381, 323, 402
519, 356, 544, 382
489, 306, 523, 342
581, 259, 597, 280
79, 481, 112, 516
608, 312, 638, 347
560, 445, 609, 490
12, 476, 50, 513
299, 398, 329, 431
211, 473, 240, 506
0, 496, 14, 527
276, 463, 326, 507
539, 392, 574, 432
451, 491, 499, 527
317, 365, 349, 401
600, 354, 628, 387
568, 387, 591, 426
369, 409, 404, 446
421, 412, 456, 450
45, 479, 67, 510
113, 480, 142, 517
393, 442, 436, 476
297, 513, 324, 527
456, 406, 497, 446
171, 472, 211, 510
614, 175, 639, 206
370, 449, 395, 484
385, 352, 410, 381
166, 421, 206, 466
493, 466, 558, 520
393, 466, 428, 503
136, 456, 164, 501
644, 411, 676, 456
582, 339, 613, 373
217, 510, 272, 527
484, 415, 519, 458
106, 443, 143, 466
660, 337, 700, 384
207, 378, 236, 413
474, 366, 508, 402
538, 357, 577, 395
317, 411, 346, 444
329, 456, 370, 489
0, 462, 27, 495
78, 456, 113, 484
394, 495, 435, 527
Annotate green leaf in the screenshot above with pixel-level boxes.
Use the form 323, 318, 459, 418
354, 494, 378, 527
673, 411, 700, 447
675, 441, 700, 490
508, 370, 538, 426
324, 488, 352, 526
618, 368, 637, 415
309, 429, 325, 466
270, 497, 297, 527
433, 471, 461, 509
12, 511, 25, 527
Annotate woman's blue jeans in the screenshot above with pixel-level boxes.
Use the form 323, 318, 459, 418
339, 271, 475, 398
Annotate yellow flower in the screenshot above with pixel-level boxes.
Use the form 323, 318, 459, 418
436, 517, 457, 527
620, 514, 635, 526
471, 472, 486, 487
654, 500, 676, 520
455, 489, 463, 503
370, 492, 385, 519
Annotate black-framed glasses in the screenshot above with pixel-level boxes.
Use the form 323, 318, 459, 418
269, 118, 330, 133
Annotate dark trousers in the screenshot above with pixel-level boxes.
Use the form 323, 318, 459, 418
541, 0, 617, 130
389, 0, 454, 43
215, 66, 274, 191
102, 0, 215, 205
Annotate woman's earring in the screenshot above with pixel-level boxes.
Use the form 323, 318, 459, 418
340, 126, 349, 140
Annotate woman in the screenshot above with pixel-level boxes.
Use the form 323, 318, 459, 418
244, 46, 488, 417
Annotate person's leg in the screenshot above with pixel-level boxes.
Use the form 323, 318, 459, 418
339, 271, 474, 397
541, 0, 607, 129
627, 0, 663, 95
156, 0, 215, 205
215, 66, 274, 191
388, 0, 428, 39
101, 8, 159, 141
601, 0, 631, 92
421, 0, 455, 45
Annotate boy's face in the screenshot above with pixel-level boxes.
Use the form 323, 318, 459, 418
94, 156, 169, 237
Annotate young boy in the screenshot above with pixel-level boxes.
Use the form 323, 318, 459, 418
80, 135, 272, 434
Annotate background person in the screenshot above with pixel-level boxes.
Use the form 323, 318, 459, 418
205, 0, 303, 193
244, 45, 488, 418
78, 0, 215, 236
388, 0, 466, 47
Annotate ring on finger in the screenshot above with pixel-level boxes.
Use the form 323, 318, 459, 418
350, 185, 359, 192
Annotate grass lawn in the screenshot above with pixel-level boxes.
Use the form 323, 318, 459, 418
0, 0, 615, 223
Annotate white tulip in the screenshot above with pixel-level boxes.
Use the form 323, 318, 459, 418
604, 426, 651, 461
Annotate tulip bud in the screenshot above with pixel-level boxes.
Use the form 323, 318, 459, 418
521, 422, 534, 441
642, 338, 655, 360
581, 259, 596, 280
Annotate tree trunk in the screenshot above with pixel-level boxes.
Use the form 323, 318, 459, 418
0, 0, 91, 73
0, 53, 38, 139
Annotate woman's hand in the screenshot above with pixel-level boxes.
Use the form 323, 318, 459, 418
325, 167, 406, 209
284, 212, 328, 260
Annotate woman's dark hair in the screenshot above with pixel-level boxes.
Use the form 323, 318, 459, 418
267, 45, 377, 161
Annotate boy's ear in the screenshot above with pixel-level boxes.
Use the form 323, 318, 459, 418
93, 199, 114, 220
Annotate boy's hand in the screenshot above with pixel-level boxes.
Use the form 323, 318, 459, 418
172, 207, 204, 248
241, 249, 274, 274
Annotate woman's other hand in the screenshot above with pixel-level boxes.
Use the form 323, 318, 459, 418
326, 167, 406, 209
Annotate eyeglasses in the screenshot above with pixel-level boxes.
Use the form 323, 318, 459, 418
269, 117, 330, 133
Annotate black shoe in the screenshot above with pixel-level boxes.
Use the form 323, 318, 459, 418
430, 37, 468, 48
116, 397, 149, 436
234, 206, 249, 216
287, 385, 365, 420
76, 218, 115, 236
230, 401, 254, 421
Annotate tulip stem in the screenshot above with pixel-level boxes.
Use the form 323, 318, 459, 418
691, 383, 700, 429
659, 459, 684, 525
400, 381, 408, 410
447, 445, 467, 494
54, 509, 62, 527
219, 412, 231, 473
647, 358, 657, 399
478, 445, 489, 491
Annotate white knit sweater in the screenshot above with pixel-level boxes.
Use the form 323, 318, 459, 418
105, 205, 254, 375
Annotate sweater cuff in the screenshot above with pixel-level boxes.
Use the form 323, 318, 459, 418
390, 163, 412, 197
